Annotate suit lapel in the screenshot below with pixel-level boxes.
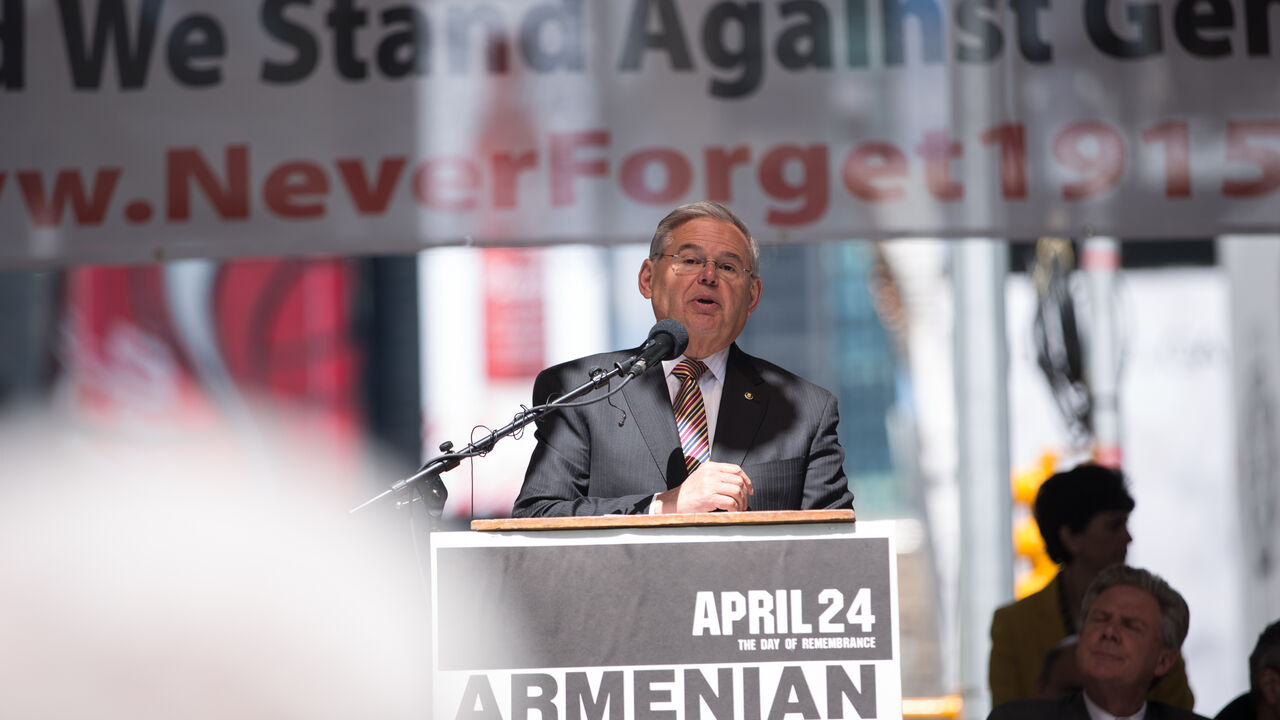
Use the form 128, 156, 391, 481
710, 344, 767, 467
620, 364, 685, 488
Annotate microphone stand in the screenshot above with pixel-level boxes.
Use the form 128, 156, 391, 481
349, 363, 633, 517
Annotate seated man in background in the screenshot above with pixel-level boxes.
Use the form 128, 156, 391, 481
989, 464, 1193, 708
513, 200, 854, 517
1214, 619, 1280, 720
988, 564, 1207, 720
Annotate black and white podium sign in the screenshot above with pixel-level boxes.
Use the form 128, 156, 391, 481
431, 519, 901, 719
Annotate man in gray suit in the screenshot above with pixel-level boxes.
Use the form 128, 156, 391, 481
512, 201, 854, 517
988, 564, 1208, 720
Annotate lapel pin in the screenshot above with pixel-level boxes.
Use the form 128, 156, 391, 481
744, 392, 754, 400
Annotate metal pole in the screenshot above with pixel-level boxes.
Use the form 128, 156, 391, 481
953, 238, 1013, 719
1081, 237, 1122, 467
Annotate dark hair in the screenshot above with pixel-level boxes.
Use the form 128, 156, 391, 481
1034, 463, 1135, 564
648, 201, 760, 278
1080, 564, 1189, 652
1250, 619, 1280, 694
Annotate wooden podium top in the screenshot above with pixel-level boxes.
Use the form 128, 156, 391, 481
470, 508, 854, 531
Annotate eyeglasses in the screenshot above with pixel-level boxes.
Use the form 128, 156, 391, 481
655, 253, 753, 280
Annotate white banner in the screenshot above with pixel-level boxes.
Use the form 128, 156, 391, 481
4, 0, 1279, 267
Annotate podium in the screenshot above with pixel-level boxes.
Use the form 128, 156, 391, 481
431, 511, 903, 719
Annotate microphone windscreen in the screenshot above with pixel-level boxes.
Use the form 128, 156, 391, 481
650, 318, 689, 360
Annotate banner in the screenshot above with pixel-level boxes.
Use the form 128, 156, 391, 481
4, 0, 1279, 267
59, 259, 365, 488
431, 521, 902, 719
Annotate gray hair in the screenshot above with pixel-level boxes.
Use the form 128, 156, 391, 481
647, 200, 760, 278
1080, 564, 1190, 651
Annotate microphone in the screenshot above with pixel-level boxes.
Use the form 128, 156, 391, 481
621, 319, 689, 378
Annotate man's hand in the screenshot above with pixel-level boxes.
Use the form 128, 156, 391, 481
653, 462, 753, 513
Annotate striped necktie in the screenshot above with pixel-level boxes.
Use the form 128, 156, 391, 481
671, 359, 711, 474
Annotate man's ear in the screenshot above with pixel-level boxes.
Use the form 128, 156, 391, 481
639, 260, 654, 299
1152, 648, 1177, 679
747, 276, 762, 315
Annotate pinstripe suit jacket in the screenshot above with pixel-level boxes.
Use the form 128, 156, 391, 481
512, 344, 855, 517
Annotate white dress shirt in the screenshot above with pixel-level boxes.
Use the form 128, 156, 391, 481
659, 346, 730, 446
647, 346, 731, 513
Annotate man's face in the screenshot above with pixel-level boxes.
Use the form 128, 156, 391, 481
1062, 509, 1131, 574
1260, 665, 1280, 712
1076, 585, 1177, 693
638, 218, 762, 359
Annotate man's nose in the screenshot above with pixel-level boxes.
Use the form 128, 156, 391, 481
696, 260, 718, 282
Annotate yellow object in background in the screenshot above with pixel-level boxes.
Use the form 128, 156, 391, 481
1010, 451, 1058, 599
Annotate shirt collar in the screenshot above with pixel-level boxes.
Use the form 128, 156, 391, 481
662, 345, 730, 383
